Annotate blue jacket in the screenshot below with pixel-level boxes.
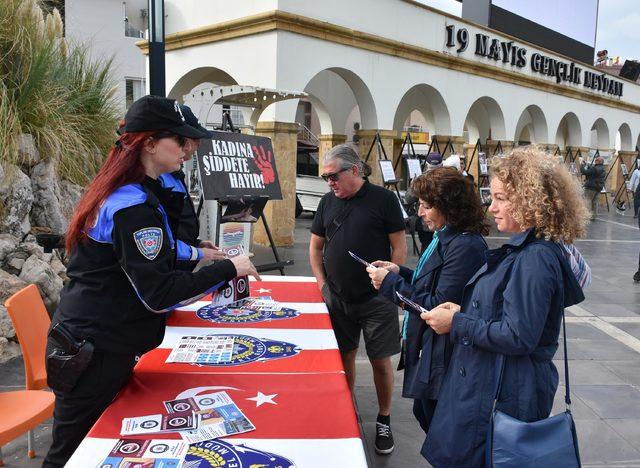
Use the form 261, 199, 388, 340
378, 229, 487, 400
422, 229, 584, 467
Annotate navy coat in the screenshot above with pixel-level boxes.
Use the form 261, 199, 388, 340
422, 229, 585, 468
378, 228, 487, 400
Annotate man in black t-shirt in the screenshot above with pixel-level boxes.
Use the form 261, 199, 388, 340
309, 144, 407, 455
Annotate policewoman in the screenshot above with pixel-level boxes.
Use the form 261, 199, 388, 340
159, 104, 226, 269
44, 95, 260, 467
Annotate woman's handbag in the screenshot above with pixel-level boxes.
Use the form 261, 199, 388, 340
486, 309, 582, 468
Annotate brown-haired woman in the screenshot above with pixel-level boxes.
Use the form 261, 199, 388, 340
421, 148, 589, 467
367, 167, 488, 435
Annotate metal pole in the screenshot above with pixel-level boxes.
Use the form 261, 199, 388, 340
148, 0, 165, 96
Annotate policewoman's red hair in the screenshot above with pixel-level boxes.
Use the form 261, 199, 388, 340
65, 131, 154, 252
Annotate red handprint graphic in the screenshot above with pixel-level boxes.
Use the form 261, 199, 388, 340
253, 144, 276, 185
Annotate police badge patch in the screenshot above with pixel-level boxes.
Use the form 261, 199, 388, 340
196, 304, 300, 324
133, 227, 163, 260
194, 334, 300, 366
185, 439, 295, 467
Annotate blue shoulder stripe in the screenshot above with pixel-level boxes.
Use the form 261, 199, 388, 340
159, 172, 186, 194
86, 184, 175, 248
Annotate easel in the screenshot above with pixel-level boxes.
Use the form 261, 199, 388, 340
612, 147, 640, 210
198, 111, 293, 275
362, 132, 402, 200
393, 132, 422, 255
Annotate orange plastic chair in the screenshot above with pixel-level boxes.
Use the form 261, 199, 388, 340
0, 390, 54, 466
4, 284, 54, 461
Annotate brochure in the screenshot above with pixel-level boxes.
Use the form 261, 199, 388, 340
98, 439, 189, 468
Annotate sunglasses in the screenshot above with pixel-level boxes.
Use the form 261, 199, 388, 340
154, 132, 187, 148
320, 166, 352, 182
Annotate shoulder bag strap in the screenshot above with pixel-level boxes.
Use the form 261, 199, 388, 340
325, 202, 355, 246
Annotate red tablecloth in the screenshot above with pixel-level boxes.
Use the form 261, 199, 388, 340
66, 276, 367, 468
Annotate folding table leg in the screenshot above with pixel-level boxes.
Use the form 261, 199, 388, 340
28, 430, 35, 458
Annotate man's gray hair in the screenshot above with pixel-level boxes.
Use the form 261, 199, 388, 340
323, 144, 371, 177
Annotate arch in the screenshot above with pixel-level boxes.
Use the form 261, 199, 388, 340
392, 84, 451, 135
590, 118, 610, 149
554, 112, 582, 149
462, 97, 506, 143
514, 105, 548, 145
617, 123, 633, 151
323, 67, 377, 129
167, 67, 238, 102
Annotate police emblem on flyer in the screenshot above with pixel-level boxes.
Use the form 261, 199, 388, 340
185, 439, 295, 468
133, 227, 163, 260
197, 334, 300, 366
196, 304, 300, 324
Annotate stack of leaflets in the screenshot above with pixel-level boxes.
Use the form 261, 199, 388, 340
99, 439, 189, 467
165, 335, 236, 365
120, 391, 255, 445
229, 297, 282, 312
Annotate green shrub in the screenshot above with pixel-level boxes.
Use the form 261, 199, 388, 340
0, 0, 119, 185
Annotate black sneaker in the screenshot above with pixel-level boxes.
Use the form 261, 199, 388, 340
375, 421, 394, 455
634, 271, 640, 283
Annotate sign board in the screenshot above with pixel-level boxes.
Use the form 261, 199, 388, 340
401, 131, 429, 145
197, 131, 283, 201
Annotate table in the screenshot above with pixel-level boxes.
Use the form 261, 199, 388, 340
66, 276, 368, 467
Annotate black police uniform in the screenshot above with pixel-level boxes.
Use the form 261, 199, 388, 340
159, 170, 201, 270
43, 177, 237, 467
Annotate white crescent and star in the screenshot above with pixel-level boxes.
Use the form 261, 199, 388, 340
256, 288, 272, 294
246, 391, 278, 407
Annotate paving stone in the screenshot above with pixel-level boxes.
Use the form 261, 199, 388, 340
600, 361, 640, 386
572, 419, 640, 465
572, 385, 640, 419
552, 360, 626, 386
360, 421, 429, 468
605, 419, 640, 450
611, 322, 640, 340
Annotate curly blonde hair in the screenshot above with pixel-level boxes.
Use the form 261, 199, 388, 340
490, 146, 589, 243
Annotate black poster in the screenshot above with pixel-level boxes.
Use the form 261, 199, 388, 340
196, 131, 283, 201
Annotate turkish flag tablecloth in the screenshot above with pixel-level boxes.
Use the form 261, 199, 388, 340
168, 301, 333, 329
67, 276, 367, 467
66, 372, 366, 468
203, 276, 325, 303
135, 326, 343, 374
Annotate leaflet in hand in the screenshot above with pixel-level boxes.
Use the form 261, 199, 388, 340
99, 439, 189, 468
164, 391, 255, 444
396, 291, 429, 314
165, 335, 235, 364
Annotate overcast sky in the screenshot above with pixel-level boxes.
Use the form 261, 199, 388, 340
595, 0, 640, 61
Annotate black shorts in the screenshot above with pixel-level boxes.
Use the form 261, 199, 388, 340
322, 284, 401, 359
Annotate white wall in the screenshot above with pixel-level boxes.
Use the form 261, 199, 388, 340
160, 0, 640, 147
66, 0, 147, 115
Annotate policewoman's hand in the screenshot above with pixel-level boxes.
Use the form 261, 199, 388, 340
366, 265, 388, 290
421, 302, 460, 335
230, 255, 262, 281
370, 260, 399, 274
201, 247, 227, 261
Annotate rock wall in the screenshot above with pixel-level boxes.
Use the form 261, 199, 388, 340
0, 135, 82, 362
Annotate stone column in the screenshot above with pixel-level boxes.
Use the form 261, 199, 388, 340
356, 130, 398, 186
432, 135, 466, 156
485, 140, 515, 156
317, 134, 347, 175
252, 121, 298, 247
392, 137, 406, 188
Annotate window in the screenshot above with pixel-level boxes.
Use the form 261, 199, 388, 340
125, 78, 145, 109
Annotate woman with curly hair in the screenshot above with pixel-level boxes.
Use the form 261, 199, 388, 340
367, 167, 488, 435
420, 147, 589, 467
